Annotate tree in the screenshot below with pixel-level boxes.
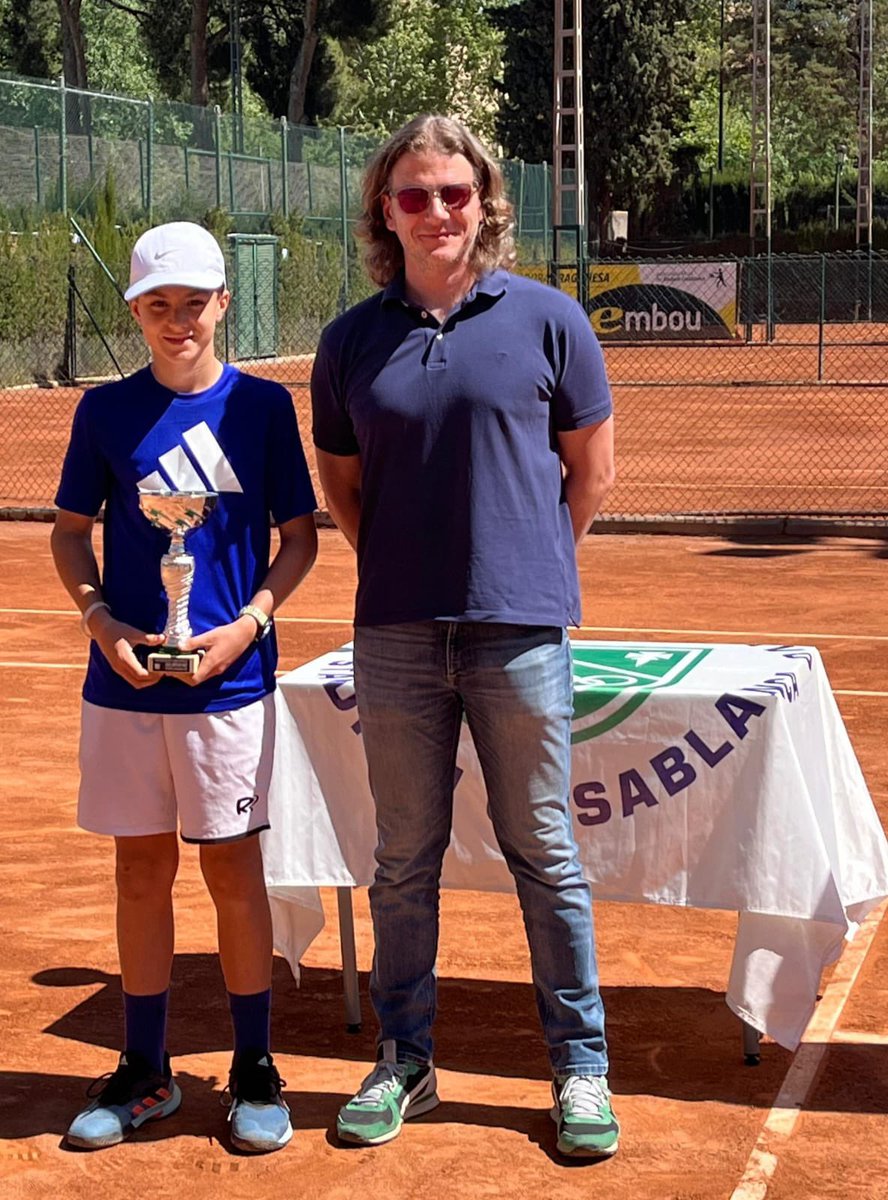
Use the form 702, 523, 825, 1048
191, 0, 210, 107
58, 0, 88, 88
718, 0, 888, 187
496, 0, 697, 233
80, 0, 162, 99
0, 0, 58, 80
329, 0, 505, 143
240, 0, 395, 124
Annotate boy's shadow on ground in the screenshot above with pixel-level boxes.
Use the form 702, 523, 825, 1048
9, 954, 885, 1143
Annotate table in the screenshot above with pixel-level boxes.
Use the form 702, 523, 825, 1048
261, 640, 888, 1053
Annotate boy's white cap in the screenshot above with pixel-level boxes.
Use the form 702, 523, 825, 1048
124, 221, 226, 302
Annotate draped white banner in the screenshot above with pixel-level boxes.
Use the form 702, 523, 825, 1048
262, 641, 888, 1050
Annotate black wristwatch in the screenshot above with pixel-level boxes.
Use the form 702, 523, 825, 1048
238, 604, 273, 642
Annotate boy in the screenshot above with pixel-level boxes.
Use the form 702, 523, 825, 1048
51, 221, 317, 1153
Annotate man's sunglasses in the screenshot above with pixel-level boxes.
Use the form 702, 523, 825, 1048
388, 183, 478, 214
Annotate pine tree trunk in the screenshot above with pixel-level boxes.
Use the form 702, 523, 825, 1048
287, 0, 320, 126
190, 0, 210, 107
57, 0, 88, 90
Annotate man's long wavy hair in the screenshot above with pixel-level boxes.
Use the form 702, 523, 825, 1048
357, 114, 516, 288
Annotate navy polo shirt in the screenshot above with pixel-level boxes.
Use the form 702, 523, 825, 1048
311, 269, 612, 628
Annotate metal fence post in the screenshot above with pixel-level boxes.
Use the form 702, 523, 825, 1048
280, 116, 289, 218
543, 163, 551, 262
33, 126, 41, 207
146, 97, 154, 219
214, 105, 223, 208
339, 126, 349, 311
709, 166, 715, 240
517, 159, 525, 239
58, 74, 68, 215
817, 254, 826, 382
63, 263, 78, 382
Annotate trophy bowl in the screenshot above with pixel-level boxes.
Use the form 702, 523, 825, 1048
138, 489, 218, 675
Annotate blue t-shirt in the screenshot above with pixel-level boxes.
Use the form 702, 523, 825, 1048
56, 364, 316, 714
311, 270, 612, 628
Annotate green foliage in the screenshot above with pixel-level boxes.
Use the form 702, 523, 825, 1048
328, 0, 505, 143
240, 0, 396, 122
497, 0, 697, 232
0, 0, 59, 80
80, 0, 162, 99
720, 0, 888, 189
0, 217, 68, 342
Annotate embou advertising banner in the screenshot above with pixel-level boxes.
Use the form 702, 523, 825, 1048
587, 262, 738, 340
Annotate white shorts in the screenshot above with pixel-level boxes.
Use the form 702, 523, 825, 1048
77, 695, 275, 844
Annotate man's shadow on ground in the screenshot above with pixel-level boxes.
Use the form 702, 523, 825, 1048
3, 954, 884, 1147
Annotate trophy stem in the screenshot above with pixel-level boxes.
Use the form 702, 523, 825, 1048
137, 489, 218, 675
161, 548, 195, 649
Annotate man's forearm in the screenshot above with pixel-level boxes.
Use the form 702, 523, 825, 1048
324, 489, 361, 552
564, 473, 612, 546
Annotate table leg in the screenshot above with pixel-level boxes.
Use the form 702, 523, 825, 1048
741, 1019, 761, 1065
336, 886, 362, 1032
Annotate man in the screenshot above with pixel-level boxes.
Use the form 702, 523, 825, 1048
311, 115, 617, 1158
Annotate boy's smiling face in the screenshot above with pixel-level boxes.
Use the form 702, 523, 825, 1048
129, 285, 230, 379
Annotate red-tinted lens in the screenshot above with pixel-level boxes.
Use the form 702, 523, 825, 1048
393, 184, 474, 214
439, 184, 473, 209
394, 187, 432, 214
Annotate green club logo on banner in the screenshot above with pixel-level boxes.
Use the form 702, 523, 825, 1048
571, 647, 712, 743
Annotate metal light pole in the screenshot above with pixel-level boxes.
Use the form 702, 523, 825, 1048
718, 0, 726, 172
834, 143, 847, 232
230, 0, 244, 153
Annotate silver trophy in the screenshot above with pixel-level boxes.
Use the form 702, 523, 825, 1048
138, 489, 218, 675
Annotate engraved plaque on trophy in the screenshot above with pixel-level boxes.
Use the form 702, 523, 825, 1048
137, 489, 218, 675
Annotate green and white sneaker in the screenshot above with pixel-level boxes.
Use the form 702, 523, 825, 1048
336, 1040, 439, 1146
551, 1074, 620, 1158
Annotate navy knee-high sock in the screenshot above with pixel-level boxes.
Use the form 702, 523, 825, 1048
228, 988, 272, 1061
123, 990, 169, 1074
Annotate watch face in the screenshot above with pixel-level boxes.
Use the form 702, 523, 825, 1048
240, 605, 270, 640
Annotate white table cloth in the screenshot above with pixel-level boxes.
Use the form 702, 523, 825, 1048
262, 640, 888, 1050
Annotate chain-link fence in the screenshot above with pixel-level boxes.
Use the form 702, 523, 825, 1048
3, 247, 887, 527
0, 73, 886, 527
0, 74, 551, 246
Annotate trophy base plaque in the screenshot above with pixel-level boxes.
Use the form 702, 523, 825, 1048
147, 648, 205, 675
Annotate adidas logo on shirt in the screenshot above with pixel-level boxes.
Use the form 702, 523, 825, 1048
137, 422, 244, 494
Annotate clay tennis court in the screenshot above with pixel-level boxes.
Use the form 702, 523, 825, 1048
2, 521, 887, 1200
3, 327, 888, 517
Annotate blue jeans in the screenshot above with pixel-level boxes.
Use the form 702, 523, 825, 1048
353, 621, 608, 1077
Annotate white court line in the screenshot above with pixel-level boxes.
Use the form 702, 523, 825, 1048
729, 900, 887, 1200
4, 607, 888, 645
0, 661, 85, 669
0, 656, 886, 697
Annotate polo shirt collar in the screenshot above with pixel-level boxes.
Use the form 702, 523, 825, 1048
382, 269, 509, 310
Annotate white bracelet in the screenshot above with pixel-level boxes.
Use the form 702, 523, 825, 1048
80, 600, 110, 638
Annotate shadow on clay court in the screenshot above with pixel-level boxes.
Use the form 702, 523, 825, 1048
26, 958, 798, 1104
699, 537, 888, 560
0, 1067, 595, 1165
5, 959, 885, 1145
